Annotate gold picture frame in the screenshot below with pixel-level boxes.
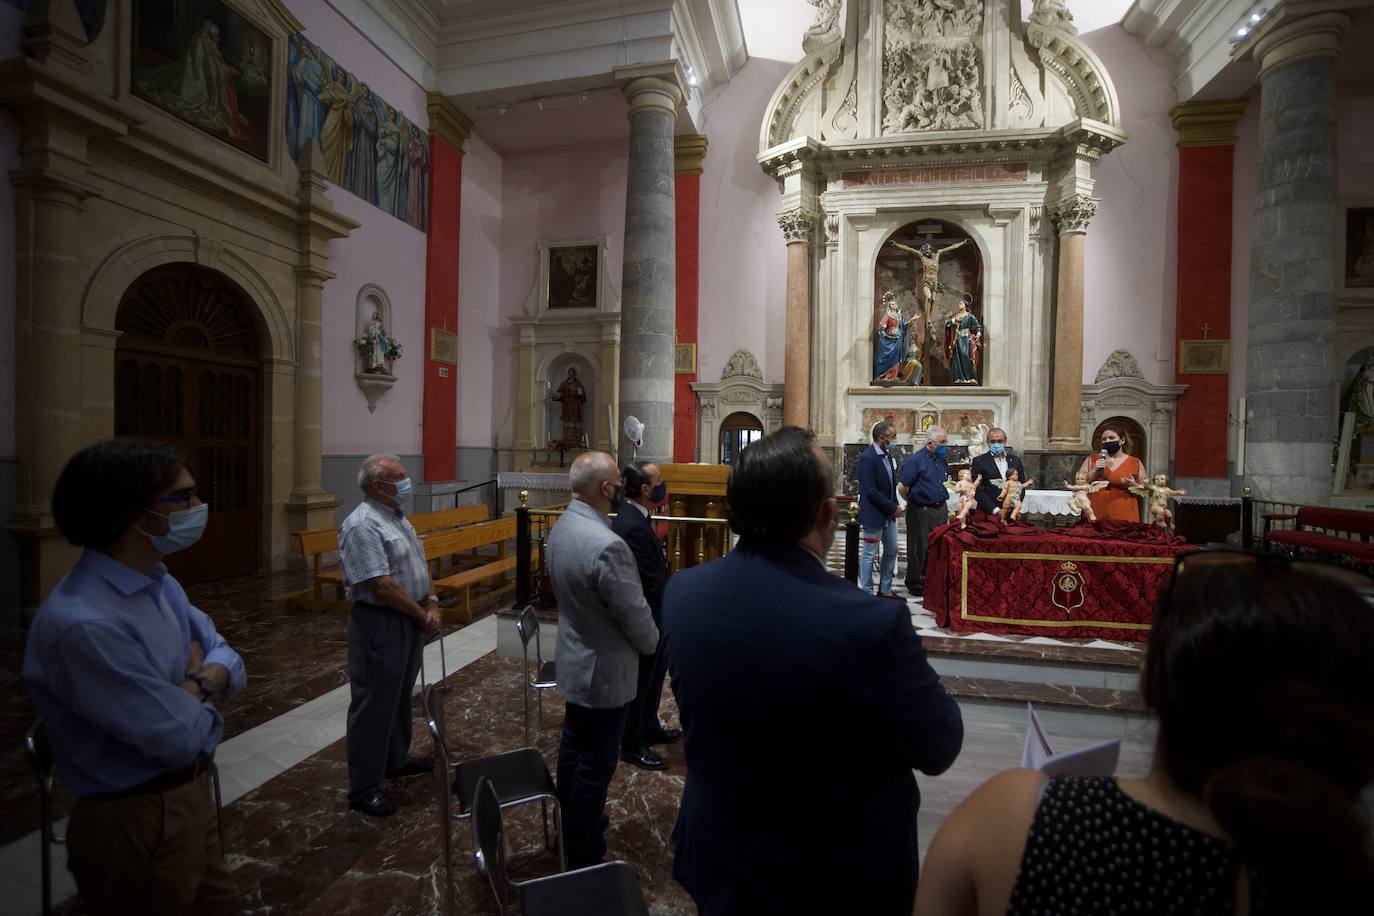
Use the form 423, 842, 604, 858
430, 328, 458, 365
675, 343, 697, 374
1179, 339, 1229, 375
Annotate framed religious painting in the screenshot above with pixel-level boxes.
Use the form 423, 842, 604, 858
1179, 339, 1230, 375
546, 243, 599, 309
1345, 206, 1374, 288
131, 0, 273, 162
430, 328, 458, 366
675, 343, 697, 374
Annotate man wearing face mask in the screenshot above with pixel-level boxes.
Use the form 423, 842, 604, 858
613, 460, 679, 771
23, 439, 246, 914
970, 427, 1025, 517
857, 420, 904, 598
546, 450, 660, 867
898, 425, 951, 598
663, 427, 963, 915
338, 454, 441, 818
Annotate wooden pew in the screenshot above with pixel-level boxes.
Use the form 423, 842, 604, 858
409, 504, 490, 535
429, 517, 521, 624
286, 527, 350, 611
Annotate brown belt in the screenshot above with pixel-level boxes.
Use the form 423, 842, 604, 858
97, 755, 215, 799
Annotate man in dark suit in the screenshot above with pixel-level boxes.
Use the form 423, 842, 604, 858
663, 426, 964, 916
970, 427, 1025, 517
856, 420, 903, 597
613, 460, 680, 771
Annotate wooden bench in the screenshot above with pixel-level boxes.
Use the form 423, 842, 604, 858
286, 527, 351, 611
1263, 506, 1374, 564
430, 517, 523, 623
409, 504, 490, 535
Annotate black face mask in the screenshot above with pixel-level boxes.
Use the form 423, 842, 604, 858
611, 485, 625, 505
1103, 440, 1122, 455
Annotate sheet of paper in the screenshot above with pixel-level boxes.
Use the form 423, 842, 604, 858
1021, 703, 1120, 777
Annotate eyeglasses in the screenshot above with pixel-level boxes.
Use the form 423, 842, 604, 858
1169, 547, 1374, 603
152, 491, 200, 511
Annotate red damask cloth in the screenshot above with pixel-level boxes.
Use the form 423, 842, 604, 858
923, 517, 1190, 641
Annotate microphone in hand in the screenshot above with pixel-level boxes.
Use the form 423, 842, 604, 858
1095, 448, 1108, 478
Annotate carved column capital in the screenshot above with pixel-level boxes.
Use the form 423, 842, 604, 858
1250, 11, 1351, 81
777, 209, 816, 244
1051, 195, 1098, 235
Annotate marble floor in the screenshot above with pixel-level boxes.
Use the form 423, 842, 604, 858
0, 553, 1155, 916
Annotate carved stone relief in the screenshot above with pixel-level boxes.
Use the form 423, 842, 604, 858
1028, 0, 1076, 34
803, 0, 842, 53
777, 209, 816, 243
881, 0, 984, 135
1052, 194, 1099, 233
721, 348, 763, 380
1094, 349, 1145, 383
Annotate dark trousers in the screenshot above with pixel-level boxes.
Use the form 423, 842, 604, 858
346, 601, 423, 803
621, 612, 668, 751
556, 701, 630, 868
904, 503, 948, 594
67, 771, 239, 916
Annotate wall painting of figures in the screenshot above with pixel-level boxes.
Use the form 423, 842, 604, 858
131, 0, 273, 162
286, 33, 430, 231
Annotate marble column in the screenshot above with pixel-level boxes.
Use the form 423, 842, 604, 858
1049, 195, 1097, 446
1244, 13, 1349, 504
779, 209, 815, 429
617, 70, 683, 466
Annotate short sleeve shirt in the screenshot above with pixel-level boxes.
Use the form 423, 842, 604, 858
337, 498, 431, 604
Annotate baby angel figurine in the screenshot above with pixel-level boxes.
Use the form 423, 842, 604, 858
1131, 474, 1188, 529
1063, 470, 1107, 523
947, 468, 983, 528
996, 469, 1035, 523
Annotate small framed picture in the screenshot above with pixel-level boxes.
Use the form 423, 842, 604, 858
675, 343, 697, 374
546, 243, 599, 309
430, 328, 458, 365
1179, 339, 1229, 375
1345, 206, 1374, 288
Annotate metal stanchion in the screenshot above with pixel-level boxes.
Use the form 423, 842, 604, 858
844, 500, 860, 584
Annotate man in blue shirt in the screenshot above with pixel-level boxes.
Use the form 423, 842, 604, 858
898, 425, 951, 597
22, 439, 246, 915
856, 421, 903, 597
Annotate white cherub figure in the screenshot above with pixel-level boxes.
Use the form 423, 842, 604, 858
997, 469, 1035, 524
947, 468, 983, 529
1131, 473, 1188, 530
1063, 469, 1107, 523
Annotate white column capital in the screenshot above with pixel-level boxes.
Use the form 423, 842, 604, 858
616, 62, 687, 117
1249, 10, 1351, 80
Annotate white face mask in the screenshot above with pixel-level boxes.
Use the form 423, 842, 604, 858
139, 503, 209, 555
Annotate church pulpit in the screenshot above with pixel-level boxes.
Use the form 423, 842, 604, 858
660, 464, 731, 572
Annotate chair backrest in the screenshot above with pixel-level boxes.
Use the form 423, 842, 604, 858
295, 527, 341, 557
1297, 505, 1374, 539
516, 604, 540, 653
518, 861, 650, 916
471, 775, 511, 915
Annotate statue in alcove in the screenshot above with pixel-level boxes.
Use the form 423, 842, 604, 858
944, 294, 983, 384
888, 238, 971, 316
872, 291, 907, 381
551, 366, 587, 445
357, 309, 401, 374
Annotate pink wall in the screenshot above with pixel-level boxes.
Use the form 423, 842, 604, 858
490, 139, 629, 439
1080, 25, 1178, 387
458, 133, 503, 448
696, 58, 794, 383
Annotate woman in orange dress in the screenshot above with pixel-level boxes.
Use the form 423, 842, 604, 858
1078, 425, 1145, 522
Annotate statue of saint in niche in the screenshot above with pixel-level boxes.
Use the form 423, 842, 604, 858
359, 309, 396, 374
944, 295, 983, 385
551, 366, 587, 445
872, 291, 928, 386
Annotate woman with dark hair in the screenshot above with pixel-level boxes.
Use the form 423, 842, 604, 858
914, 553, 1374, 916
1078, 424, 1145, 522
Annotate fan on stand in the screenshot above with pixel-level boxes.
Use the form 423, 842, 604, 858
623, 415, 644, 460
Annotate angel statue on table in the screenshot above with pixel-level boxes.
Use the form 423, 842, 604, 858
947, 469, 983, 529
1064, 470, 1107, 524
997, 469, 1034, 524
1130, 474, 1188, 530
945, 294, 983, 384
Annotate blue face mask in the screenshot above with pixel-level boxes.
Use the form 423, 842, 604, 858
650, 482, 667, 504
934, 444, 948, 458
989, 443, 1006, 457
141, 503, 209, 555
389, 477, 413, 504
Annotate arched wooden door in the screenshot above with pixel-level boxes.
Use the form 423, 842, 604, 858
114, 266, 262, 585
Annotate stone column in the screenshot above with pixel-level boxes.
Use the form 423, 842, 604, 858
1049, 195, 1097, 446
616, 66, 683, 466
779, 209, 815, 429
1243, 13, 1349, 504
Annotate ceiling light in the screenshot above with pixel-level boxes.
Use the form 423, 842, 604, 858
1237, 25, 1249, 36
1250, 12, 1261, 21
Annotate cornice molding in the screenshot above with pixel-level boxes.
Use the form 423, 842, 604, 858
1169, 98, 1248, 146
426, 92, 473, 152
674, 134, 708, 175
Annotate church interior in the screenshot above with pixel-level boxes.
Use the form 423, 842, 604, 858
1, 0, 1373, 912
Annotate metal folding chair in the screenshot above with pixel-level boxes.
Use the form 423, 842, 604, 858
24, 719, 63, 916
471, 775, 647, 916
515, 605, 558, 745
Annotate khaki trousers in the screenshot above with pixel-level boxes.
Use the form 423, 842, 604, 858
67, 770, 239, 916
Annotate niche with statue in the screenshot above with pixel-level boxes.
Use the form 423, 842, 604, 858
354, 284, 401, 412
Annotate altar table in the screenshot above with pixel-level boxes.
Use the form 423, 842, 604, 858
923, 518, 1190, 641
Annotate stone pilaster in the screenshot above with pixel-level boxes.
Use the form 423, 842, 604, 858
777, 208, 815, 429
1049, 194, 1097, 447
615, 64, 684, 465
674, 134, 707, 463
1243, 13, 1348, 504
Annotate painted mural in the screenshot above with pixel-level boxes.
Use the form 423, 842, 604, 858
287, 33, 429, 230
132, 0, 272, 161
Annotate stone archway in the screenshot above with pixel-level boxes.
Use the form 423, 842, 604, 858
114, 264, 266, 585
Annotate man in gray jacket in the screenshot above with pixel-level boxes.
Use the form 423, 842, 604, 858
546, 450, 660, 867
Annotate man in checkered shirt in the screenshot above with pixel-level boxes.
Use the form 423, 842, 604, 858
338, 454, 441, 817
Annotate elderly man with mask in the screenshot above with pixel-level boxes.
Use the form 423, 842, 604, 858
969, 427, 1025, 517
546, 450, 660, 867
898, 425, 951, 598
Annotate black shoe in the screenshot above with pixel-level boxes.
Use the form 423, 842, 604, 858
620, 746, 667, 770
349, 788, 397, 817
643, 726, 682, 745
877, 592, 904, 600
386, 757, 435, 779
